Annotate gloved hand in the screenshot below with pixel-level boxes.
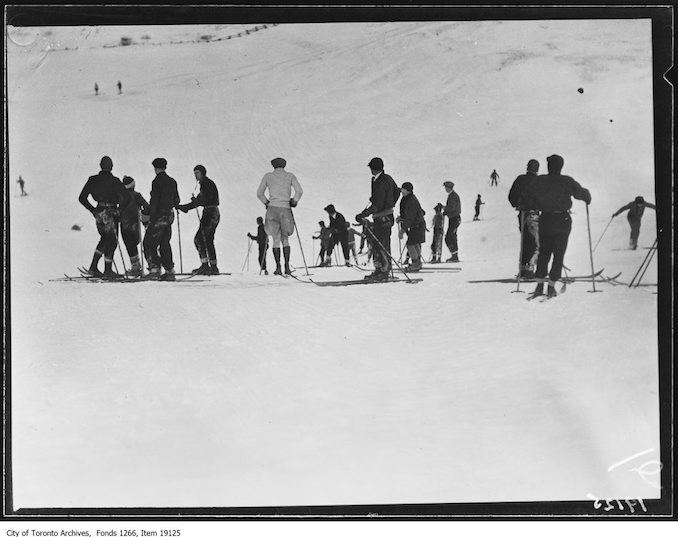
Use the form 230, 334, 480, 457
355, 212, 366, 222
247, 233, 254, 239
395, 216, 402, 224
290, 198, 298, 208
398, 229, 405, 240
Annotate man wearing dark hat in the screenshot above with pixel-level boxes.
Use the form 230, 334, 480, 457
325, 204, 351, 266
430, 203, 445, 263
530, 154, 592, 297
78, 156, 127, 278
508, 159, 541, 278
442, 181, 461, 262
355, 157, 400, 280
144, 157, 180, 280
396, 182, 426, 272
177, 164, 221, 275
612, 196, 656, 250
119, 175, 150, 277
256, 157, 303, 275
247, 216, 269, 274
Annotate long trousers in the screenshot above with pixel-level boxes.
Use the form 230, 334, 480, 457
535, 212, 572, 282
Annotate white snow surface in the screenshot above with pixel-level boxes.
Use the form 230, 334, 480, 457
7, 20, 661, 509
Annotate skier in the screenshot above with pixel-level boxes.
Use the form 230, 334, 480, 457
430, 203, 444, 263
312, 221, 333, 266
473, 194, 484, 221
119, 175, 150, 277
177, 164, 221, 275
490, 169, 499, 187
117, 81, 122, 94
442, 181, 461, 262
508, 159, 541, 278
355, 157, 400, 281
325, 204, 351, 266
247, 216, 269, 275
396, 182, 426, 272
94, 82, 99, 96
143, 158, 181, 280
78, 156, 126, 278
612, 196, 656, 250
530, 154, 591, 297
256, 157, 303, 275
17, 176, 27, 196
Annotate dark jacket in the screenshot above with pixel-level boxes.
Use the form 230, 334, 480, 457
508, 172, 540, 211
149, 171, 180, 220
329, 212, 349, 237
613, 201, 656, 220
78, 171, 126, 213
120, 190, 150, 226
531, 173, 591, 212
248, 223, 268, 245
444, 190, 461, 219
364, 172, 400, 217
399, 193, 426, 244
179, 177, 220, 211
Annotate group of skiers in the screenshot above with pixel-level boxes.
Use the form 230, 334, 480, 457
78, 153, 655, 292
79, 156, 221, 280
508, 155, 655, 297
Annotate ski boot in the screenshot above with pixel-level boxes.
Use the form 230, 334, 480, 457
207, 265, 220, 275
192, 263, 210, 275
159, 269, 176, 281
547, 285, 558, 298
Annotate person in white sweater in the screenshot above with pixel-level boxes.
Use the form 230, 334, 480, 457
256, 157, 303, 275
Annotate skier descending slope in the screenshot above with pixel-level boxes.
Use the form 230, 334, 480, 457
355, 157, 400, 281
612, 196, 656, 250
78, 156, 127, 278
256, 157, 303, 275
177, 164, 221, 275
530, 154, 592, 298
144, 158, 181, 281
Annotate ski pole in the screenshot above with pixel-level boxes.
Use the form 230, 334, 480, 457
512, 211, 526, 294
242, 237, 253, 272
290, 207, 311, 276
592, 217, 613, 252
635, 242, 657, 287
138, 211, 145, 276
585, 204, 601, 293
176, 209, 183, 273
629, 237, 657, 287
359, 217, 414, 282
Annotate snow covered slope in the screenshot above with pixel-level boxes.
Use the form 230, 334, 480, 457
7, 20, 660, 509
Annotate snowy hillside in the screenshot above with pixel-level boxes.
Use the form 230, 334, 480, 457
7, 20, 661, 509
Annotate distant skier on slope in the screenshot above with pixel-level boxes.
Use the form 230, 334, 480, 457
144, 158, 181, 281
325, 204, 351, 266
473, 194, 484, 221
119, 175, 150, 277
396, 181, 426, 272
508, 159, 541, 278
117, 81, 122, 94
490, 169, 500, 186
355, 157, 400, 281
78, 156, 126, 278
94, 82, 99, 96
17, 175, 27, 196
530, 154, 591, 298
430, 203, 444, 263
177, 164, 221, 275
256, 157, 303, 275
247, 216, 269, 275
442, 181, 461, 262
612, 196, 656, 250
